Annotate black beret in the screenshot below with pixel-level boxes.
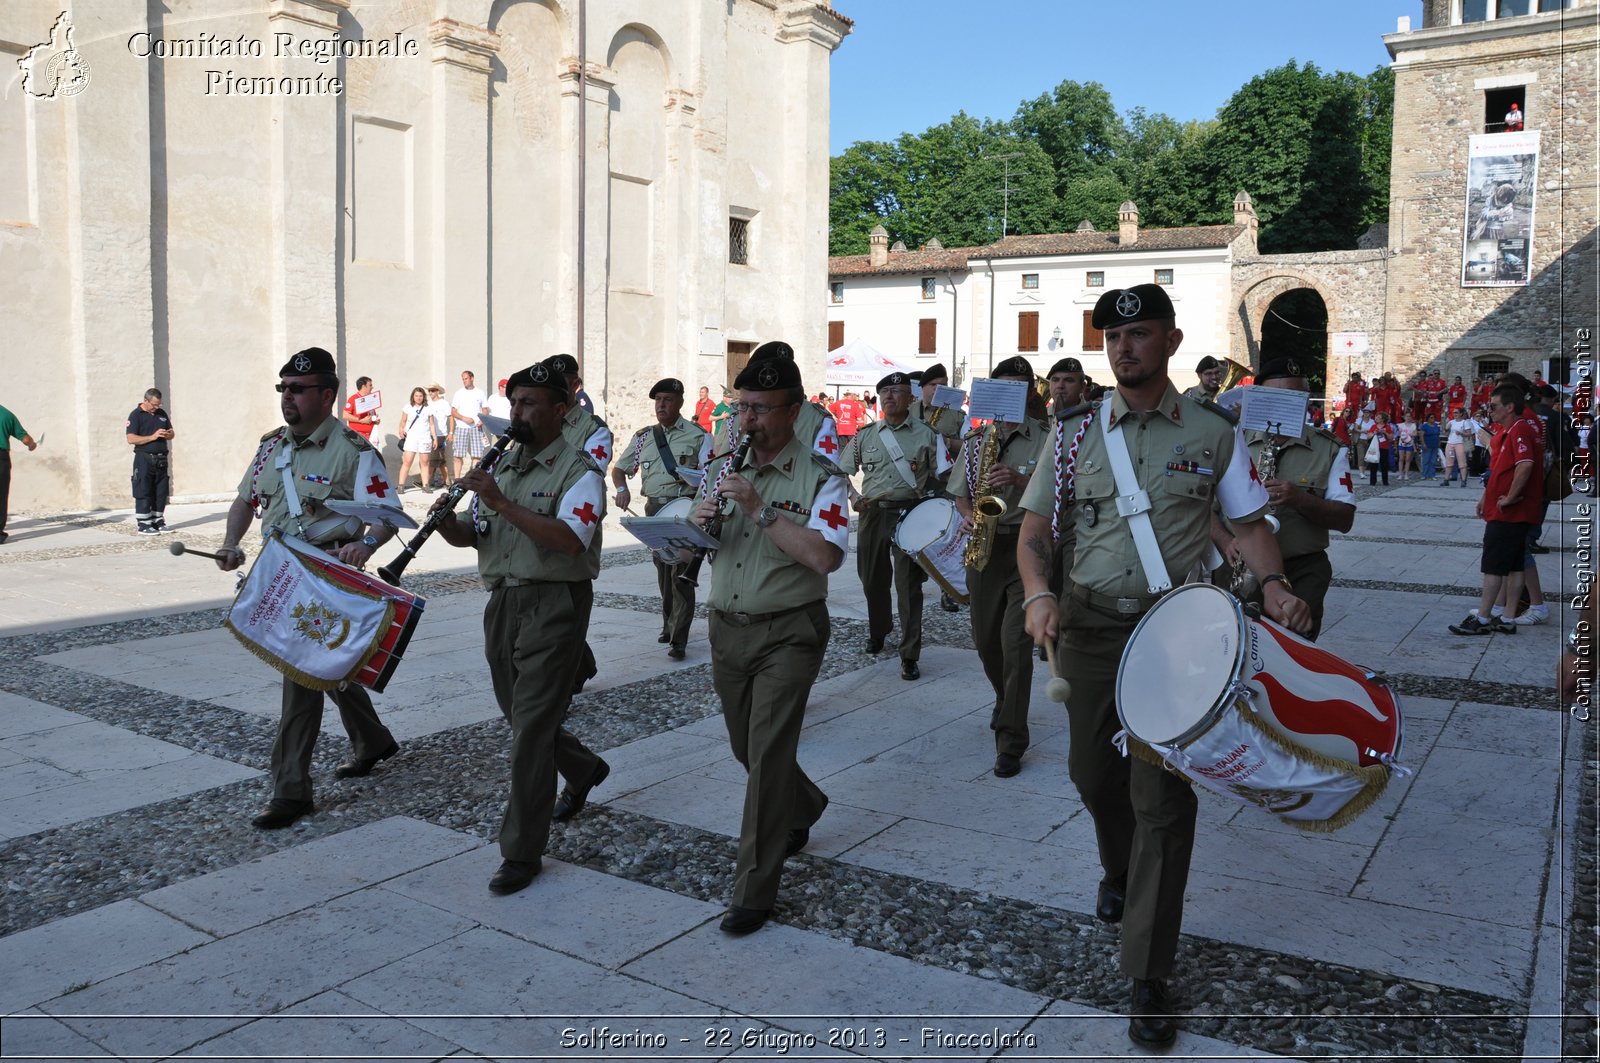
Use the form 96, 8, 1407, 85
992, 355, 1033, 380
908, 371, 924, 385
922, 362, 948, 383
279, 346, 337, 378
1256, 357, 1307, 384
1195, 356, 1221, 373
1091, 283, 1176, 329
649, 378, 684, 398
1049, 357, 1083, 376
750, 340, 795, 362
541, 353, 580, 376
877, 372, 912, 391
506, 362, 569, 396
735, 357, 802, 391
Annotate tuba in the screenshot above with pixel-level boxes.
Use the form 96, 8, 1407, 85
1218, 358, 1253, 392
961, 425, 1007, 571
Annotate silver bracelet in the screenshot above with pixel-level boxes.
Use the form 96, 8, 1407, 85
1020, 591, 1056, 611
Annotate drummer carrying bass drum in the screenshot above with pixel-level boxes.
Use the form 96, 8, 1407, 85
1014, 285, 1311, 1050
215, 346, 402, 831
845, 371, 952, 681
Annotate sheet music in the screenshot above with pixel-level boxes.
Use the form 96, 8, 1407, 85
1240, 386, 1308, 439
967, 378, 1028, 423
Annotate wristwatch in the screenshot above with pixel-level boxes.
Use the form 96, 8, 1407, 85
361, 533, 381, 550
1261, 573, 1294, 593
755, 505, 780, 529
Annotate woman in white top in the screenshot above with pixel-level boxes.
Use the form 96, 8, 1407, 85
1442, 412, 1478, 486
396, 386, 435, 492
1396, 416, 1418, 480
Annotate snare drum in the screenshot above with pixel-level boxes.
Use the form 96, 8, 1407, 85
226, 532, 425, 694
892, 497, 970, 604
1115, 583, 1405, 831
650, 498, 696, 565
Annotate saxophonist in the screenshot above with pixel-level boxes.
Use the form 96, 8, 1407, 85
1214, 356, 1356, 640
947, 355, 1047, 778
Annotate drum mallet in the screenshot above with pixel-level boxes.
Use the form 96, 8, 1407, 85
169, 541, 233, 563
1043, 641, 1071, 704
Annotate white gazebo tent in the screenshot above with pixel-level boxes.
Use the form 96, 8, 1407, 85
823, 338, 918, 388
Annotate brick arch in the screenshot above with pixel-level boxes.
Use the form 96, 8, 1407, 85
1235, 271, 1336, 371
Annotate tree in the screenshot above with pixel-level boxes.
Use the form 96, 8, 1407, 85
829, 140, 903, 255
1012, 80, 1125, 201
1357, 66, 1394, 231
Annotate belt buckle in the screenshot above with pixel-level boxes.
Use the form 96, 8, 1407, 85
1115, 597, 1143, 615
730, 611, 753, 627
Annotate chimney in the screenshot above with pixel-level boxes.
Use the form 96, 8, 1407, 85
869, 224, 889, 267
1076, 219, 1096, 232
1232, 190, 1259, 254
1118, 201, 1139, 246
925, 237, 943, 251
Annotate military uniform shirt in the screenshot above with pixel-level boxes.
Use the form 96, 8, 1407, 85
475, 435, 605, 587
1020, 383, 1268, 599
562, 406, 612, 579
703, 437, 850, 614
238, 417, 372, 538
846, 417, 950, 500
1248, 428, 1355, 559
947, 418, 1049, 528
616, 417, 712, 500
911, 397, 965, 445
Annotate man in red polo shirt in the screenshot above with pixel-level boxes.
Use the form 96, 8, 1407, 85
344, 376, 381, 439
1449, 382, 1543, 635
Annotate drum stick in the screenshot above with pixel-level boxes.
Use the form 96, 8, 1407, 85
1043, 640, 1071, 704
168, 541, 230, 563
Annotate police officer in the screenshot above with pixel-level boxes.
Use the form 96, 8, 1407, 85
215, 347, 401, 830
948, 355, 1048, 778
430, 362, 607, 895
847, 371, 951, 680
694, 354, 850, 935
1184, 355, 1225, 402
1016, 285, 1310, 1048
1214, 356, 1356, 640
612, 378, 713, 660
126, 388, 176, 534
537, 354, 613, 820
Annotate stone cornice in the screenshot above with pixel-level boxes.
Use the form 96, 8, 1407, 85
429, 19, 500, 73
1385, 6, 1597, 62
776, 1, 852, 49
558, 61, 615, 98
267, 0, 347, 34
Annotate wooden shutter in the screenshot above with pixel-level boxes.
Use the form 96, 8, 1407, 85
1018, 311, 1039, 352
1082, 311, 1103, 352
828, 321, 845, 351
918, 318, 936, 354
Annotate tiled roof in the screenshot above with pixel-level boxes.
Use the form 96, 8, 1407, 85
828, 223, 1246, 276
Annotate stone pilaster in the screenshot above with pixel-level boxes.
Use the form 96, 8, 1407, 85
557, 61, 614, 377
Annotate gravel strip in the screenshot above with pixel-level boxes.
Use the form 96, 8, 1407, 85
1565, 748, 1599, 1058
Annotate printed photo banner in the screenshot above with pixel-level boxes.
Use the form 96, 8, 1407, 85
1461, 130, 1539, 288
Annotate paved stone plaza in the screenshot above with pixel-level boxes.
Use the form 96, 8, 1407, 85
0, 482, 1591, 1061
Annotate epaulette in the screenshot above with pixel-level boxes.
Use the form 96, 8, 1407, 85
1054, 402, 1093, 422
258, 427, 282, 443
963, 425, 985, 440
340, 425, 376, 450
810, 452, 850, 478
588, 412, 609, 430
1313, 426, 1343, 445
631, 425, 650, 439
577, 449, 606, 475
1197, 398, 1240, 425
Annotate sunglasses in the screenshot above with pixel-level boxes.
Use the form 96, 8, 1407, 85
274, 383, 328, 395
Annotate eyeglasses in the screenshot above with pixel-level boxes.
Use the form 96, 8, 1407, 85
731, 401, 795, 416
274, 383, 326, 395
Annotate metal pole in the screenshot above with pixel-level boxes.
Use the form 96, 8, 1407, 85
576, 0, 587, 363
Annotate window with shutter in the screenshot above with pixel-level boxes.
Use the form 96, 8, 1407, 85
828, 321, 844, 350
1018, 311, 1039, 352
918, 318, 936, 354
1082, 311, 1104, 352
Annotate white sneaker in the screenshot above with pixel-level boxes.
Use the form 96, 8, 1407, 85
1526, 603, 1550, 622
1511, 610, 1545, 625
1490, 604, 1505, 617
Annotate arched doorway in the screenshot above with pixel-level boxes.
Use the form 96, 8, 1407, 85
1260, 288, 1330, 395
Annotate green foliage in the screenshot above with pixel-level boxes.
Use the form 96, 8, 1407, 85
829, 65, 1394, 256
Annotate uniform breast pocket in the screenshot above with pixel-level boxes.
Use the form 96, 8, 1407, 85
1156, 474, 1214, 516
1074, 466, 1116, 528
296, 477, 336, 514
524, 494, 558, 519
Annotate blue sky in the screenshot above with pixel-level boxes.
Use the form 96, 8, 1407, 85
828, 0, 1416, 155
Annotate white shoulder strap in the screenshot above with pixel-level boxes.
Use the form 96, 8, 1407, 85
1099, 405, 1172, 594
875, 422, 918, 489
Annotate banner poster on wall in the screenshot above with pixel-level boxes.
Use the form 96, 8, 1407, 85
1461, 130, 1540, 288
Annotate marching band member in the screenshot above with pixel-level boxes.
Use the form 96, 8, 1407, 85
948, 355, 1048, 777
1016, 285, 1309, 1048
694, 353, 849, 935
612, 378, 712, 660
846, 371, 950, 680
1182, 356, 1224, 402
739, 341, 842, 462
911, 362, 965, 451
216, 347, 400, 830
429, 361, 606, 895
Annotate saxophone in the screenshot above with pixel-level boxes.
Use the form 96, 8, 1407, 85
962, 425, 1008, 571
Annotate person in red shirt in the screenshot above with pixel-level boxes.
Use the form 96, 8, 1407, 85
1421, 370, 1448, 422
694, 385, 715, 434
1343, 372, 1368, 416
1449, 383, 1542, 634
1472, 376, 1495, 412
343, 376, 380, 439
1447, 376, 1468, 416
831, 391, 866, 440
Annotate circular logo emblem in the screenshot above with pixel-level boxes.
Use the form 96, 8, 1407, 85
292, 353, 312, 372
531, 364, 550, 383
757, 365, 780, 388
1287, 359, 1303, 377
1115, 291, 1142, 319
47, 49, 91, 97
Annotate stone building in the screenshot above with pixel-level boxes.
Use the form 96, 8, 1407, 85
0, 0, 850, 511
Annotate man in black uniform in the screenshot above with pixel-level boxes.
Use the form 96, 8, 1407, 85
125, 389, 176, 534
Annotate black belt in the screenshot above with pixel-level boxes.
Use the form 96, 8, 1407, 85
868, 498, 918, 511
1071, 582, 1162, 617
487, 576, 559, 591
710, 602, 819, 627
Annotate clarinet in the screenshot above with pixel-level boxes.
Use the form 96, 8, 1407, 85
377, 424, 527, 585
678, 433, 753, 589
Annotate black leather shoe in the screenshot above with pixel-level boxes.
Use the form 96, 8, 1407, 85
1128, 978, 1178, 1048
901, 660, 920, 681
571, 664, 598, 694
667, 645, 686, 660
1096, 877, 1126, 924
940, 592, 959, 612
553, 758, 611, 821
251, 798, 313, 830
785, 827, 810, 857
720, 905, 770, 935
994, 753, 1021, 778
865, 638, 884, 654
658, 632, 671, 643
488, 858, 541, 895
334, 740, 399, 779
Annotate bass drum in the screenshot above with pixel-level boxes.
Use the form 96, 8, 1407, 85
892, 497, 969, 604
650, 497, 696, 565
